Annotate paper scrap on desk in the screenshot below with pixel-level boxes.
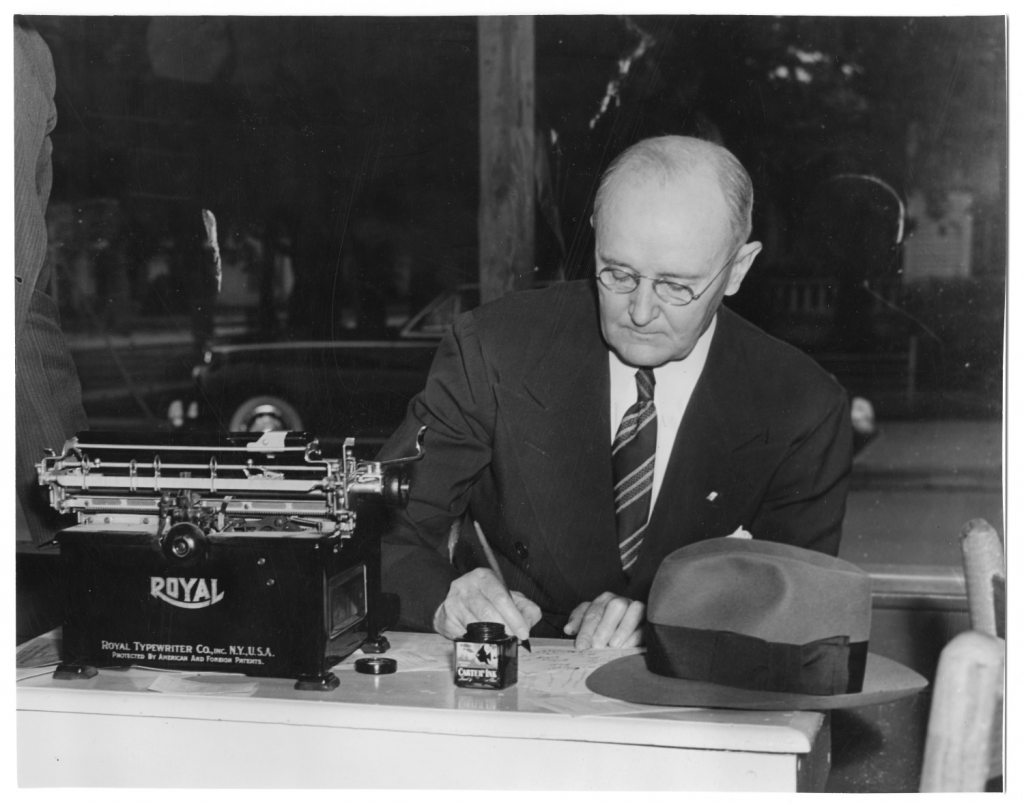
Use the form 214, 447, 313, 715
519, 669, 593, 694
332, 647, 453, 674
520, 645, 643, 673
149, 673, 258, 696
518, 645, 643, 694
17, 665, 61, 682
16, 627, 62, 668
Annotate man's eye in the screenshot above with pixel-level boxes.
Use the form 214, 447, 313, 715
659, 280, 689, 294
609, 268, 634, 281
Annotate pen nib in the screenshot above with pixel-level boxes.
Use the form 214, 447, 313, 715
521, 639, 532, 653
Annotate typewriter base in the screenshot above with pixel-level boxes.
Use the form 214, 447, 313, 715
295, 672, 341, 691
361, 634, 391, 654
55, 518, 390, 689
53, 663, 98, 681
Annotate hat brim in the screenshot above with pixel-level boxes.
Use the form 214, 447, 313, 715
586, 652, 927, 711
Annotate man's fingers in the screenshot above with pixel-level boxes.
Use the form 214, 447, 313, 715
563, 601, 591, 636
443, 575, 641, 648
438, 594, 507, 640
607, 600, 645, 648
573, 594, 615, 649
433, 602, 466, 640
619, 627, 644, 648
589, 596, 629, 649
481, 587, 533, 640
439, 594, 481, 640
571, 593, 644, 650
465, 587, 531, 639
468, 574, 538, 640
432, 603, 451, 638
510, 591, 543, 629
436, 569, 536, 642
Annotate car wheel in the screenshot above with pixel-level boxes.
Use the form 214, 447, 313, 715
228, 395, 305, 433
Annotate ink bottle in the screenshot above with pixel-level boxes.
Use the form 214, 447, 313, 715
454, 622, 518, 689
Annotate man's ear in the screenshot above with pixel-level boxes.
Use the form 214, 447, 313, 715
723, 241, 762, 296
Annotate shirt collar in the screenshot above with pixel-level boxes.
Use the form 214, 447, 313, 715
608, 313, 718, 392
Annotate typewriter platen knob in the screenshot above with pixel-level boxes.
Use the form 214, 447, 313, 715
381, 468, 410, 509
161, 522, 209, 566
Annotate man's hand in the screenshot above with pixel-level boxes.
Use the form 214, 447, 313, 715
563, 593, 645, 650
432, 568, 542, 642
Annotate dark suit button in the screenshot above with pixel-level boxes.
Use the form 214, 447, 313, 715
514, 542, 529, 559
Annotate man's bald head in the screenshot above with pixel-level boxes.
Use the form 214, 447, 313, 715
593, 136, 754, 253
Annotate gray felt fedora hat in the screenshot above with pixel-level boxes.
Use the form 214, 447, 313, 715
587, 538, 928, 710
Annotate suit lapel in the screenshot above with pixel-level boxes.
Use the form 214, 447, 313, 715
630, 309, 777, 590
493, 287, 626, 599
492, 298, 787, 601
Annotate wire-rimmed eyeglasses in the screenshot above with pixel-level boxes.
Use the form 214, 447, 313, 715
596, 254, 737, 306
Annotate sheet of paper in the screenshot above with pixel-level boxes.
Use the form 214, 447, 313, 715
17, 665, 60, 682
332, 646, 454, 674
520, 645, 643, 675
16, 627, 62, 668
148, 673, 258, 696
518, 669, 592, 694
517, 645, 643, 694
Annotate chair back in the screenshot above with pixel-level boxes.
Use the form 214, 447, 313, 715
920, 518, 1005, 791
961, 518, 1005, 638
919, 630, 1004, 792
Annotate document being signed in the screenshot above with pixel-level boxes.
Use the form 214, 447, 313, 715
519, 644, 642, 692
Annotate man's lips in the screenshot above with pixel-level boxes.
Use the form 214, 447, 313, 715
619, 325, 663, 339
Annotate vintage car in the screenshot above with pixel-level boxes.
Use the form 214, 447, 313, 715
185, 285, 481, 445
185, 272, 927, 447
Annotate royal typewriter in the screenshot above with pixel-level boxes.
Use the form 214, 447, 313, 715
37, 429, 423, 690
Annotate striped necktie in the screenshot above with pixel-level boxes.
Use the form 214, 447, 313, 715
613, 367, 657, 573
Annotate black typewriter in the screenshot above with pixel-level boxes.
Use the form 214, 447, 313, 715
36, 429, 423, 690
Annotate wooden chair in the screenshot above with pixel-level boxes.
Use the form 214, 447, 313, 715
961, 518, 1006, 640
919, 519, 1005, 792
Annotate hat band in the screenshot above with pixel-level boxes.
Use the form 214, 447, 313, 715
645, 622, 868, 696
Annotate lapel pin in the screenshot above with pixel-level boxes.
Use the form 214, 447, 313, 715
706, 492, 718, 502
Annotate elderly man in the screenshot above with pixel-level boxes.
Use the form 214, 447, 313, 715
378, 136, 852, 650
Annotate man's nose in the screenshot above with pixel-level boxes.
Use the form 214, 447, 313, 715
629, 279, 660, 326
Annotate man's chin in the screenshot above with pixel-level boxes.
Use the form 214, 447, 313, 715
610, 340, 679, 368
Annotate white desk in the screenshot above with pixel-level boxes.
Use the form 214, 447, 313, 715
17, 632, 829, 790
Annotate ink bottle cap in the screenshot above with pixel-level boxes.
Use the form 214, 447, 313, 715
465, 622, 506, 642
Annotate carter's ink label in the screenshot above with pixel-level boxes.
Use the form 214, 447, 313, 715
454, 624, 518, 689
455, 642, 500, 683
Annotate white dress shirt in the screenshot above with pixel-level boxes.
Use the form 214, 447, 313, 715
608, 314, 717, 515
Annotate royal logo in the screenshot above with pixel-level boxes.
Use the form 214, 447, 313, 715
150, 576, 225, 609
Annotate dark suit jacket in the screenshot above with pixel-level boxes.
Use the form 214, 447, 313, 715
15, 20, 89, 545
379, 281, 852, 636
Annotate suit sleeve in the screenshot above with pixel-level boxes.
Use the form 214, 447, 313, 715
749, 389, 853, 557
377, 312, 496, 631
